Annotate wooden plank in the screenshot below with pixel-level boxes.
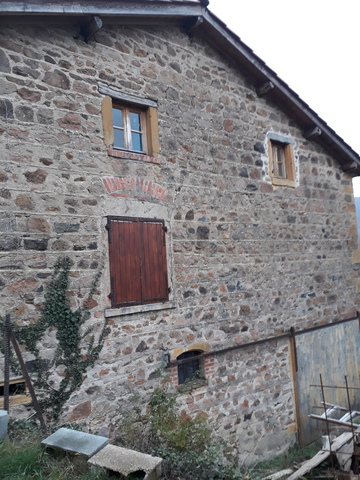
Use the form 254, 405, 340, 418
309, 414, 360, 429
147, 107, 159, 156
9, 328, 47, 433
287, 431, 357, 480
287, 449, 330, 480
0, 394, 32, 409
101, 96, 114, 148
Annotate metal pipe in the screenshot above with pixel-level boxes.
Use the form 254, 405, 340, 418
4, 314, 10, 412
320, 374, 335, 476
170, 315, 358, 367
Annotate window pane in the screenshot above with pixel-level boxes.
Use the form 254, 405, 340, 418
112, 108, 123, 128
276, 148, 286, 178
131, 132, 143, 152
114, 128, 124, 149
130, 112, 141, 131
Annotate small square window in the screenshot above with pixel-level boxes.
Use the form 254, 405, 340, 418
177, 351, 203, 385
101, 94, 159, 158
268, 139, 295, 187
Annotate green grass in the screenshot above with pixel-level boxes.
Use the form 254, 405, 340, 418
247, 441, 322, 479
1, 422, 110, 480
1, 420, 322, 479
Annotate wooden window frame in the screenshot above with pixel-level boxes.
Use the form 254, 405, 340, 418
268, 139, 296, 187
102, 95, 159, 158
107, 216, 169, 309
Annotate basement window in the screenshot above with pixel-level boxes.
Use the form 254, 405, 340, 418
177, 351, 204, 385
0, 377, 31, 408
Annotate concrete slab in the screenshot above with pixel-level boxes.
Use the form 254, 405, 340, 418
41, 427, 108, 458
88, 444, 162, 480
0, 410, 9, 441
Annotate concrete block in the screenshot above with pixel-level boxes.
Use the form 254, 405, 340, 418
41, 427, 108, 458
0, 410, 9, 441
88, 444, 162, 480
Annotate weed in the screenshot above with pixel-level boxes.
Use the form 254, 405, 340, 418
116, 386, 242, 480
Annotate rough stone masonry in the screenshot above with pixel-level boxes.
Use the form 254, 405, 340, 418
0, 16, 359, 464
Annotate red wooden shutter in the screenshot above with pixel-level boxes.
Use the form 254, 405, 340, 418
108, 217, 168, 307
108, 218, 142, 307
141, 221, 168, 303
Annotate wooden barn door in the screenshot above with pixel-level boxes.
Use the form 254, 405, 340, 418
293, 318, 360, 445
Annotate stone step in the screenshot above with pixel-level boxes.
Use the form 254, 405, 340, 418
0, 410, 9, 441
41, 427, 108, 459
88, 444, 162, 480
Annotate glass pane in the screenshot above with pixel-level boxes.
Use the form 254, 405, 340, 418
131, 132, 143, 152
114, 128, 124, 149
277, 149, 286, 178
278, 161, 284, 178
130, 112, 141, 131
112, 108, 123, 128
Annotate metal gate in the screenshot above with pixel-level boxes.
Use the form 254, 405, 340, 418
294, 318, 360, 445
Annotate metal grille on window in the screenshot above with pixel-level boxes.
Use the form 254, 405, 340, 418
177, 351, 201, 385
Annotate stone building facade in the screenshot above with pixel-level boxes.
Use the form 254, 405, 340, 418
1, 0, 360, 463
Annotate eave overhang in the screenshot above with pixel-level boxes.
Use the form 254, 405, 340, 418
1, 0, 359, 175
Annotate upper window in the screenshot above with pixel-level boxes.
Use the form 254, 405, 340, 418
107, 216, 169, 308
112, 105, 147, 153
100, 87, 159, 158
268, 138, 295, 187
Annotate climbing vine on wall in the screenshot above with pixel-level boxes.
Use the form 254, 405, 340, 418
3, 257, 108, 420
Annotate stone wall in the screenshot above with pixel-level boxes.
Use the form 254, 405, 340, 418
0, 20, 359, 462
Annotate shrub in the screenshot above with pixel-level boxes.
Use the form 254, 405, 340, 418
116, 386, 242, 480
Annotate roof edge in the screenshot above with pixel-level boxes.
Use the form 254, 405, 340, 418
1, 1, 359, 174
199, 10, 360, 174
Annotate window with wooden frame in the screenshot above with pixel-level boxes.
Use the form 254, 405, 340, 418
106, 217, 169, 308
268, 138, 296, 187
112, 105, 147, 153
101, 88, 159, 158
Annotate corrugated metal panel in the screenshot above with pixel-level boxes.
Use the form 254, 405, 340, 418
295, 319, 360, 445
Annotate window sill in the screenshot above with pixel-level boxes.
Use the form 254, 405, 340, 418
271, 177, 295, 187
104, 301, 176, 318
0, 394, 32, 408
177, 379, 208, 394
107, 149, 160, 164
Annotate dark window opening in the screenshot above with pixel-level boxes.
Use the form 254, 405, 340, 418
0, 379, 26, 396
177, 351, 203, 385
